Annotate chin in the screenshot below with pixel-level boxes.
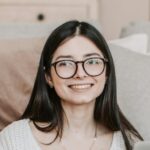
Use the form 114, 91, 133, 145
64, 97, 96, 105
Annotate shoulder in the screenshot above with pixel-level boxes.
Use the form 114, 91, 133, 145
0, 119, 30, 149
111, 130, 142, 150
0, 119, 29, 136
126, 130, 142, 147
111, 131, 126, 150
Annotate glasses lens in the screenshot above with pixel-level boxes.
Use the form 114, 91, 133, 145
84, 58, 105, 76
56, 60, 76, 78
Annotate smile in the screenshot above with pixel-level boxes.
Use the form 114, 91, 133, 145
68, 84, 94, 90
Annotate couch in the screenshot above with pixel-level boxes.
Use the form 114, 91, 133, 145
0, 23, 150, 142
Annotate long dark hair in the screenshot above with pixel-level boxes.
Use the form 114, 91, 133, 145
22, 20, 143, 149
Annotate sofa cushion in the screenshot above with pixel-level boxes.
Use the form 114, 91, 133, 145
109, 43, 150, 140
109, 33, 148, 54
0, 23, 56, 39
120, 21, 150, 53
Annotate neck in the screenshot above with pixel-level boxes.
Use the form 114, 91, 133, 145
61, 100, 96, 138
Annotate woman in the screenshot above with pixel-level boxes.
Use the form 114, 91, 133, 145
0, 20, 143, 150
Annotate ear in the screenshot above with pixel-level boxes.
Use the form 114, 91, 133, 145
45, 73, 53, 88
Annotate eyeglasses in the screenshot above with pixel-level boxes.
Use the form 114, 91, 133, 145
51, 57, 108, 79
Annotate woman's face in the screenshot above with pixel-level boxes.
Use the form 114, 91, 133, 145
47, 36, 107, 105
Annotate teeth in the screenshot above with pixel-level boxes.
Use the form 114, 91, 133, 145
70, 84, 92, 89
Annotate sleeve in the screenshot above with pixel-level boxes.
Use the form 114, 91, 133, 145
0, 119, 33, 150
0, 143, 4, 150
0, 121, 22, 150
0, 126, 12, 150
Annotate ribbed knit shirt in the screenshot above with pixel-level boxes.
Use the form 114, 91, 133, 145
0, 119, 126, 150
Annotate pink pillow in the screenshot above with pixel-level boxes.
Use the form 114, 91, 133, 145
0, 37, 46, 130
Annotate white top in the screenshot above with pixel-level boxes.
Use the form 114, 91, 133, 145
0, 119, 126, 150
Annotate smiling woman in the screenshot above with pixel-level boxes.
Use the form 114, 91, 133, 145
47, 36, 107, 105
0, 20, 143, 150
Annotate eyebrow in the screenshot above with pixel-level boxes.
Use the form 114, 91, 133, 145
55, 55, 73, 61
84, 53, 102, 57
55, 53, 102, 61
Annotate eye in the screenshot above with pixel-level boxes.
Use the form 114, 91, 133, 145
58, 61, 67, 67
57, 61, 74, 67
86, 58, 102, 65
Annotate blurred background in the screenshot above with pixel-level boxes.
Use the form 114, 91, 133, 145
0, 0, 149, 40
0, 0, 150, 142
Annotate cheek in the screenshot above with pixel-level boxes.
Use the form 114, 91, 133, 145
51, 71, 67, 97
95, 75, 107, 96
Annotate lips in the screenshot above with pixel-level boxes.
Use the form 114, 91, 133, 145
68, 83, 94, 90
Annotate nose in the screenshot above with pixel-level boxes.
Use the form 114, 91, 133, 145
73, 62, 87, 78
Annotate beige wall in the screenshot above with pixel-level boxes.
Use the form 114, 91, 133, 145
0, 0, 150, 40
99, 0, 149, 40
